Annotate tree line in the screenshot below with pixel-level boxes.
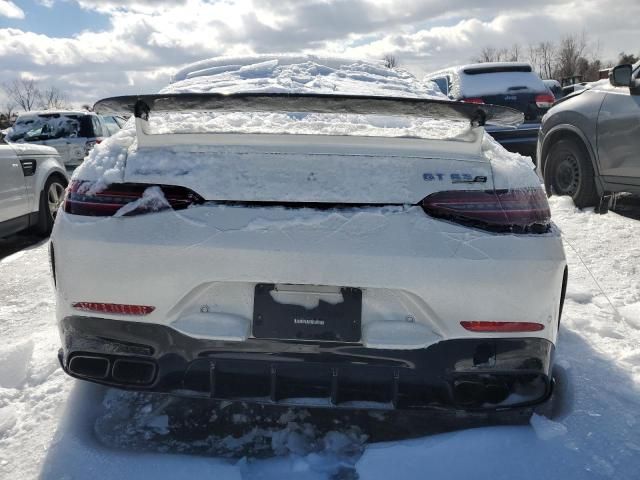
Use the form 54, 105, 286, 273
1, 78, 69, 122
473, 33, 638, 83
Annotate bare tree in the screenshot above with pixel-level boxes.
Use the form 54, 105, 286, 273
3, 79, 40, 111
554, 32, 587, 80
475, 46, 497, 63
0, 102, 16, 129
538, 41, 556, 79
475, 44, 521, 63
527, 43, 542, 76
509, 44, 521, 62
1, 102, 15, 119
38, 86, 68, 110
383, 54, 398, 69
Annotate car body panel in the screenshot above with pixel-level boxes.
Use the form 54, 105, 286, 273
597, 87, 640, 178
123, 132, 495, 205
53, 203, 566, 347
0, 144, 29, 222
0, 142, 67, 235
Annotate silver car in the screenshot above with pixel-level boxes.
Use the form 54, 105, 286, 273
538, 63, 640, 207
5, 111, 125, 167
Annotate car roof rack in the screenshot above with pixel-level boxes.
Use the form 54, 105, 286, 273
93, 92, 523, 128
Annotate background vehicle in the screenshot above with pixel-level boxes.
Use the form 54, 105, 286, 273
0, 134, 68, 237
5, 111, 126, 167
543, 79, 563, 99
425, 62, 554, 160
52, 56, 566, 414
538, 62, 640, 208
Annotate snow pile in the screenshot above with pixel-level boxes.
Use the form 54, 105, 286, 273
481, 133, 540, 190
113, 186, 169, 217
167, 55, 442, 98
72, 123, 136, 191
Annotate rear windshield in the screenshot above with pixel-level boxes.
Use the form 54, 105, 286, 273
7, 114, 93, 142
460, 71, 547, 97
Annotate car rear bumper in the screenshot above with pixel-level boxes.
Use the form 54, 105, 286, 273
59, 315, 554, 411
52, 207, 566, 349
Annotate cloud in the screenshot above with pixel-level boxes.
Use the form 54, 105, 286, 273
0, 0, 638, 106
0, 0, 25, 19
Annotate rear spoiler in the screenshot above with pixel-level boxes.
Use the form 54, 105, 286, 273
93, 92, 523, 128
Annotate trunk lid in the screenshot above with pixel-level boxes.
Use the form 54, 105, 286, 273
123, 133, 495, 205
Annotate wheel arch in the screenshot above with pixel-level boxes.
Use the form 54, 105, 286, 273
32, 158, 68, 207
539, 124, 604, 196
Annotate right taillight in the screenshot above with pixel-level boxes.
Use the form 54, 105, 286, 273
462, 97, 485, 104
421, 187, 551, 233
535, 93, 555, 108
64, 181, 202, 217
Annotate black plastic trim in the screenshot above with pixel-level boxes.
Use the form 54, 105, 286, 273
59, 316, 555, 411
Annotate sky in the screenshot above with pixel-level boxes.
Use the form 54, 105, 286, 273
0, 0, 637, 107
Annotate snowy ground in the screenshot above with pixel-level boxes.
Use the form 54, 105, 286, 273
1, 197, 640, 479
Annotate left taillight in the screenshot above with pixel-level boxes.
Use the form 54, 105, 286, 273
421, 187, 551, 233
64, 181, 203, 217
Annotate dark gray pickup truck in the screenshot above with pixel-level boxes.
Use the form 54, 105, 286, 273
538, 62, 640, 208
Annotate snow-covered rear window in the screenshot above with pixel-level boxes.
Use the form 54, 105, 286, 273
460, 72, 547, 97
145, 112, 470, 140
8, 114, 92, 142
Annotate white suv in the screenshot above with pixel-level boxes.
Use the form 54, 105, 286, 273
0, 134, 68, 237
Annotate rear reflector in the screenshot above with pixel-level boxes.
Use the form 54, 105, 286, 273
535, 93, 555, 108
461, 321, 544, 332
421, 187, 551, 233
64, 181, 202, 217
72, 302, 155, 316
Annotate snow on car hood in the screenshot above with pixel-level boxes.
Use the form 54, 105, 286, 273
74, 55, 540, 194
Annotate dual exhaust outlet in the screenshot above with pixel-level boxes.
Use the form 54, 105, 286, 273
452, 376, 511, 407
68, 354, 156, 386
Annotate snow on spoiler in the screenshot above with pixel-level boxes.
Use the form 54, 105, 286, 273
93, 92, 524, 128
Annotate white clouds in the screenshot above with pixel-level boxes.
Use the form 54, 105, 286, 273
0, 0, 637, 106
0, 1, 24, 19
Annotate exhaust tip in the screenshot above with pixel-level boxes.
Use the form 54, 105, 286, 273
112, 358, 156, 385
452, 379, 486, 406
69, 355, 110, 379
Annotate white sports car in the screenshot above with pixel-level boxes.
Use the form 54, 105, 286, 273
52, 57, 567, 411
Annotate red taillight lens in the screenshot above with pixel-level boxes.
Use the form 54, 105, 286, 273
535, 93, 555, 108
421, 187, 551, 233
64, 181, 202, 217
461, 321, 544, 332
462, 97, 485, 104
72, 302, 155, 316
